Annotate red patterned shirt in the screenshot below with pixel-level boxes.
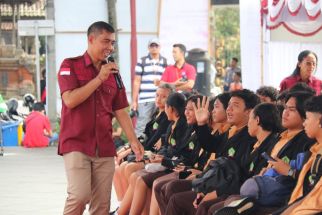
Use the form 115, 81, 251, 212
280, 74, 322, 95
57, 52, 129, 157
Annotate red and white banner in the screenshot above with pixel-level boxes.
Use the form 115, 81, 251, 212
261, 0, 322, 36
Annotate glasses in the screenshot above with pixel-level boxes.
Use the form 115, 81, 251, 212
149, 44, 159, 48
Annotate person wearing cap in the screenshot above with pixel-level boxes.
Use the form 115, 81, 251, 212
132, 38, 168, 137
160, 43, 196, 92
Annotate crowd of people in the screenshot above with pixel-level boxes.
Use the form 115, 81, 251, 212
55, 21, 322, 215
110, 47, 322, 215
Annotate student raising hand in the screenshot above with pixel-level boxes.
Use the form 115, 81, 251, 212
192, 96, 210, 126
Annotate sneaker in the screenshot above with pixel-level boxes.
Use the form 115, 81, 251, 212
214, 197, 255, 215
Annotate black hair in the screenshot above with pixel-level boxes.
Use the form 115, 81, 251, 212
230, 89, 260, 110
208, 97, 216, 113
277, 90, 289, 102
232, 57, 238, 63
181, 91, 193, 100
305, 95, 322, 114
41, 68, 46, 78
285, 91, 314, 119
186, 95, 203, 106
33, 102, 45, 112
292, 50, 318, 76
256, 86, 278, 102
173, 43, 186, 55
87, 21, 115, 37
234, 71, 241, 78
216, 92, 231, 110
166, 92, 186, 117
289, 82, 316, 95
253, 103, 282, 133
158, 83, 175, 94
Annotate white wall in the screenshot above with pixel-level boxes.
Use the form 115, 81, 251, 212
54, 0, 108, 111
159, 0, 209, 64
239, 0, 261, 91
264, 41, 322, 89
240, 1, 322, 92
116, 0, 160, 92
54, 0, 209, 108
54, 0, 108, 71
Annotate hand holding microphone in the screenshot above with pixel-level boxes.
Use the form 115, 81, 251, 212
97, 56, 123, 89
107, 56, 123, 89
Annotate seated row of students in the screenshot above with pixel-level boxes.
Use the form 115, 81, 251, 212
113, 83, 174, 201
112, 85, 322, 215
181, 90, 315, 215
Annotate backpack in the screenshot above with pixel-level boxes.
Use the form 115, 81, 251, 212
191, 157, 241, 195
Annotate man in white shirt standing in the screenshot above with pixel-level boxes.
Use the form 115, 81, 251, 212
131, 38, 168, 137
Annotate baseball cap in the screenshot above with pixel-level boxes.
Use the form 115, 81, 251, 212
148, 38, 160, 47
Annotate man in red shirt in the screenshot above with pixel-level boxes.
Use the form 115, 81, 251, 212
58, 21, 144, 215
23, 102, 53, 147
160, 44, 196, 91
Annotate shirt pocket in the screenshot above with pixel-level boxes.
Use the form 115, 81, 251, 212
77, 73, 92, 86
101, 81, 117, 112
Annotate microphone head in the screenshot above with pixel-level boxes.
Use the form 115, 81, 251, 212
107, 56, 115, 63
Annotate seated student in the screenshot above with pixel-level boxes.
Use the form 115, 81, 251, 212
256, 86, 278, 103
23, 102, 57, 147
162, 89, 260, 215
213, 91, 316, 215
112, 117, 127, 151
194, 103, 282, 215
153, 92, 232, 215
114, 93, 189, 215
274, 95, 322, 215
123, 94, 204, 215
113, 84, 173, 201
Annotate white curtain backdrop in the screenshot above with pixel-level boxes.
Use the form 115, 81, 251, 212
159, 0, 209, 65
264, 41, 322, 89
240, 0, 262, 91
241, 0, 322, 92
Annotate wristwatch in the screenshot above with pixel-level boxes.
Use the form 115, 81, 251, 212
288, 168, 295, 178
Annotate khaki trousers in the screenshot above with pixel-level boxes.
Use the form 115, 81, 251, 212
63, 152, 115, 215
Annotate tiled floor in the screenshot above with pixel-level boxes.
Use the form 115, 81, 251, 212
0, 147, 118, 215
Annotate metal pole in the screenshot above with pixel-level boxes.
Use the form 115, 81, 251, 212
46, 0, 57, 128
107, 0, 119, 63
130, 0, 137, 93
34, 21, 41, 101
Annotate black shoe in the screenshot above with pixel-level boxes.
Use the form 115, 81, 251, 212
214, 197, 255, 215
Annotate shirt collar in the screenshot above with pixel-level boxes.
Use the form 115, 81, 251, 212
84, 51, 94, 67
280, 129, 302, 139
295, 74, 314, 84
175, 62, 186, 69
147, 54, 162, 62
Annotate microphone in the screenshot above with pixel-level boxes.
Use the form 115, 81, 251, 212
107, 56, 123, 89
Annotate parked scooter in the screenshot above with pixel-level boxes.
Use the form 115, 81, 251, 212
0, 94, 35, 155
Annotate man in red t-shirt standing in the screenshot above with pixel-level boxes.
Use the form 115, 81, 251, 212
23, 102, 53, 147
160, 44, 196, 92
57, 21, 144, 215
